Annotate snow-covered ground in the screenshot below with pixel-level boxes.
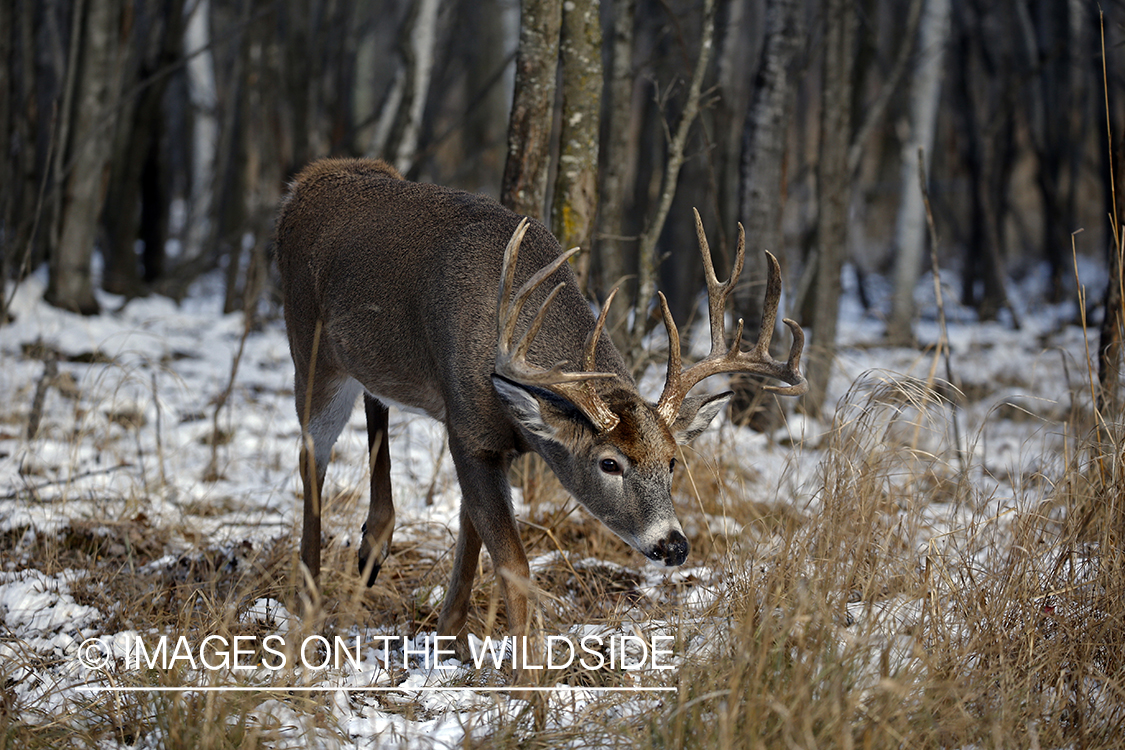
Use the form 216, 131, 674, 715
0, 258, 1105, 747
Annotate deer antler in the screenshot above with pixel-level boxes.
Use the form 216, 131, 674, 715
655, 209, 807, 425
495, 218, 621, 432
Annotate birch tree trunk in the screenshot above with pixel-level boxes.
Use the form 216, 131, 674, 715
391, 0, 440, 174
0, 0, 18, 320
730, 0, 804, 429
886, 0, 951, 345
48, 0, 128, 314
803, 0, 856, 417
501, 0, 563, 219
551, 0, 602, 293
184, 0, 218, 262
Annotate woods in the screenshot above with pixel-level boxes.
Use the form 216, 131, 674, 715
2, 0, 1123, 415
6, 3, 1125, 746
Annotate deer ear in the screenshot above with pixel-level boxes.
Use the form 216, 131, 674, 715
670, 391, 731, 445
492, 374, 589, 442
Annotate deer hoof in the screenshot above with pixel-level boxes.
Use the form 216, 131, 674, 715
358, 526, 388, 586
358, 552, 382, 586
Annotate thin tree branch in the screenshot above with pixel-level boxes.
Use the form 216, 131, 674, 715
629, 0, 717, 362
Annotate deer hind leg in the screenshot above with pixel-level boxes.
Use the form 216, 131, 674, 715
439, 442, 536, 683
296, 374, 362, 584
359, 394, 394, 586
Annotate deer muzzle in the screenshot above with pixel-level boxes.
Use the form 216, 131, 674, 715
644, 528, 689, 567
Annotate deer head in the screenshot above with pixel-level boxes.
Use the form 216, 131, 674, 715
487, 212, 806, 567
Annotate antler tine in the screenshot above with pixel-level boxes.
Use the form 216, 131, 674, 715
582, 286, 620, 372
497, 218, 532, 348
512, 280, 567, 367
494, 220, 622, 431
751, 250, 783, 358
693, 208, 745, 350
759, 317, 806, 395
655, 292, 683, 424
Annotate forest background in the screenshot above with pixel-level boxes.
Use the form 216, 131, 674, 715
3, 0, 1123, 418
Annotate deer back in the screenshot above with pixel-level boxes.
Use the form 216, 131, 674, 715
275, 158, 631, 454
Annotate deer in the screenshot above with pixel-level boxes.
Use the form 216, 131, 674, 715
274, 158, 806, 681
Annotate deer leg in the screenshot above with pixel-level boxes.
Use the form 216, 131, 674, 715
441, 442, 537, 683
295, 375, 362, 584
359, 394, 394, 586
436, 502, 482, 659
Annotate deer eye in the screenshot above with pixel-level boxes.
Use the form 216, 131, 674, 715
599, 458, 622, 475
670, 458, 676, 473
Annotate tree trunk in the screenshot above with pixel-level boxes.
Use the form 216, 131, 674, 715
551, 0, 602, 293
455, 0, 514, 190
952, 0, 1017, 325
596, 0, 638, 351
1017, 0, 1079, 304
501, 0, 563, 220
0, 0, 15, 319
391, 0, 441, 175
1097, 19, 1124, 412
213, 0, 250, 314
1099, 216, 1123, 412
803, 0, 856, 418
48, 0, 129, 315
183, 0, 218, 262
886, 0, 951, 345
102, 0, 185, 296
730, 0, 804, 430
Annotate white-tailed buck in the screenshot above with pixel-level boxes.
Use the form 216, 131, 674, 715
275, 158, 806, 675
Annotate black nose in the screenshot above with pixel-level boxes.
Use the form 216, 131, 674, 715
653, 531, 689, 567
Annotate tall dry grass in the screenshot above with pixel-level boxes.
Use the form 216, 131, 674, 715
3, 357, 1124, 748
637, 373, 1125, 750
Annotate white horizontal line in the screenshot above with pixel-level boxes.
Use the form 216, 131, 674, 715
76, 685, 676, 694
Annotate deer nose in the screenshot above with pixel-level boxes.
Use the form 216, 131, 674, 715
652, 530, 689, 567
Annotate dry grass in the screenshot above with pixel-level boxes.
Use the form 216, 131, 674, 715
3, 336, 1124, 749
4, 377, 1122, 749
637, 380, 1125, 750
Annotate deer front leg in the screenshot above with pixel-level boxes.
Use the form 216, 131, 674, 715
440, 445, 538, 685
436, 503, 482, 657
359, 394, 395, 586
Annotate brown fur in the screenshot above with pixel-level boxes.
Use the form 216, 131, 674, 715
275, 158, 730, 683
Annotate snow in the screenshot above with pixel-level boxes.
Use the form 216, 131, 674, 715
0, 258, 1107, 746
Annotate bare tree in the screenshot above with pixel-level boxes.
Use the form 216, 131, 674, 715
102, 0, 186, 296
951, 0, 1018, 324
1018, 0, 1084, 303
1097, 10, 1124, 412
803, 0, 857, 417
595, 0, 638, 351
731, 0, 805, 429
48, 0, 129, 314
628, 0, 717, 363
551, 0, 602, 293
390, 0, 441, 174
501, 0, 563, 219
887, 0, 951, 345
